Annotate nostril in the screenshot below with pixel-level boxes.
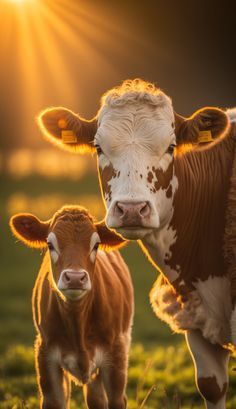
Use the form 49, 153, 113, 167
80, 273, 87, 283
140, 202, 150, 217
115, 202, 125, 217
64, 272, 71, 283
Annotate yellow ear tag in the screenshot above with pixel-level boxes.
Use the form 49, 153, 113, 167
61, 130, 77, 143
198, 130, 213, 143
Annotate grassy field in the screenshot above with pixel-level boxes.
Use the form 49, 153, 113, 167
1, 157, 236, 408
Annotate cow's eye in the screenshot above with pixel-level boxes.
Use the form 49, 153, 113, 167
94, 144, 103, 155
166, 143, 176, 155
47, 242, 55, 251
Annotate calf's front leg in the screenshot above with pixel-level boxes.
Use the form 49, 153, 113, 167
186, 329, 230, 409
84, 373, 107, 409
102, 340, 128, 409
35, 339, 68, 409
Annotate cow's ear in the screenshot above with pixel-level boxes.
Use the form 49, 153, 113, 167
37, 107, 97, 153
9, 213, 50, 248
95, 221, 127, 251
175, 107, 229, 145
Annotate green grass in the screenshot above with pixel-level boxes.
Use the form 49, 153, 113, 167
1, 343, 236, 408
1, 171, 236, 408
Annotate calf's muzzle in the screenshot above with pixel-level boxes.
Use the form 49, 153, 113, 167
62, 270, 88, 290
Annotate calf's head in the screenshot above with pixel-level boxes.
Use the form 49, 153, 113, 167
10, 206, 125, 301
38, 79, 229, 240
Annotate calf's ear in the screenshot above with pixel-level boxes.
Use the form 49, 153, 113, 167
9, 214, 50, 248
175, 107, 229, 145
37, 107, 97, 153
95, 221, 127, 251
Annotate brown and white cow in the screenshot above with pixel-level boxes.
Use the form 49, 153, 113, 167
10, 205, 134, 409
38, 79, 236, 409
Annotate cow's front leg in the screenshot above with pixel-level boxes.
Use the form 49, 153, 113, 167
186, 329, 230, 409
35, 339, 67, 409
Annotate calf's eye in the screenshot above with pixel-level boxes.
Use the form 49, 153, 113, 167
47, 242, 55, 251
90, 242, 100, 263
166, 143, 176, 155
93, 242, 100, 251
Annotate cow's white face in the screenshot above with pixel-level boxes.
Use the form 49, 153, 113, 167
95, 101, 178, 240
37, 79, 229, 242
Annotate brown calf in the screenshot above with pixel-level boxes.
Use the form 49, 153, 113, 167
10, 206, 134, 409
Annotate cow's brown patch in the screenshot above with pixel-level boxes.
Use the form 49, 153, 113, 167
147, 171, 154, 183
153, 163, 174, 191
224, 124, 236, 303
197, 376, 227, 404
100, 163, 117, 203
163, 133, 235, 292
146, 162, 174, 194
147, 163, 174, 193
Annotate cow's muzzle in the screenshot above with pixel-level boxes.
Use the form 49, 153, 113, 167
113, 201, 151, 227
62, 269, 88, 289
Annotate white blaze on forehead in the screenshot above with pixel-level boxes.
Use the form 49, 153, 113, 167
96, 91, 175, 174
47, 232, 60, 263
90, 232, 101, 263
97, 104, 175, 157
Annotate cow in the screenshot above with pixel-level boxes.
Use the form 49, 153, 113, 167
10, 205, 134, 409
37, 79, 236, 409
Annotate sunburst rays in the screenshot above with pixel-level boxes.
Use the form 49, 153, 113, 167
0, 0, 141, 145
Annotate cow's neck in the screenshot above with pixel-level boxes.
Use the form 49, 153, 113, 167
141, 135, 235, 292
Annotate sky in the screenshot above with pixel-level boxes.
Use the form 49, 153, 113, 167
0, 0, 235, 149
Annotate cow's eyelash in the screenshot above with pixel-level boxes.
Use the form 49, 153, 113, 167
166, 143, 177, 155
94, 143, 103, 155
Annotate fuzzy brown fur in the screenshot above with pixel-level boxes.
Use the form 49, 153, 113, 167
224, 124, 236, 303
10, 206, 133, 409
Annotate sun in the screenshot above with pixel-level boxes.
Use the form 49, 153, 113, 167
8, 0, 33, 3
5, 0, 36, 7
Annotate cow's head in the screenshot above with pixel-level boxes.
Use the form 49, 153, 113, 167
38, 79, 229, 240
10, 206, 125, 301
